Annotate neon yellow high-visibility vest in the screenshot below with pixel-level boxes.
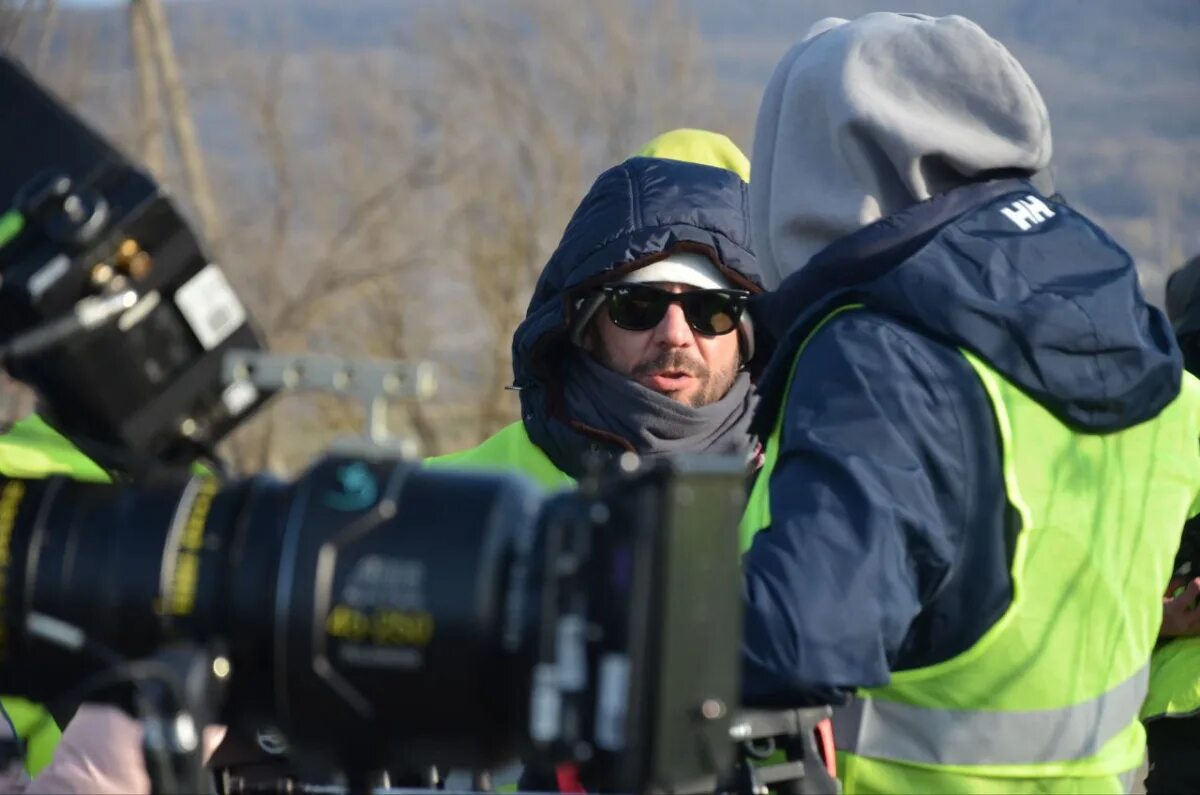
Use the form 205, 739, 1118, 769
0, 415, 110, 482
0, 415, 110, 775
1141, 636, 1200, 722
742, 307, 1200, 794
425, 422, 574, 490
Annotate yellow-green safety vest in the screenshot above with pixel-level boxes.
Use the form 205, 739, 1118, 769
0, 415, 110, 776
425, 422, 575, 490
0, 415, 110, 482
740, 306, 1200, 794
1141, 636, 1200, 722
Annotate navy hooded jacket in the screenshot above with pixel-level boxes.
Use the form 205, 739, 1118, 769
510, 156, 762, 475
741, 178, 1182, 706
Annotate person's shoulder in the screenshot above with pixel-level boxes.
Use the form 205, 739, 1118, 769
781, 307, 987, 436
425, 422, 530, 467
946, 187, 1131, 271
802, 307, 962, 377
424, 423, 574, 489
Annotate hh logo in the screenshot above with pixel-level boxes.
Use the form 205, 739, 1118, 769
1000, 195, 1056, 231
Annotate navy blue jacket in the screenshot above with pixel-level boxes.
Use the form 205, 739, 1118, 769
511, 156, 762, 475
741, 179, 1182, 706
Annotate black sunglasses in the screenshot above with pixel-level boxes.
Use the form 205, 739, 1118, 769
600, 284, 750, 336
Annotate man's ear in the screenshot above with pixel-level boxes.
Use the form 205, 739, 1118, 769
579, 314, 603, 354
580, 319, 615, 370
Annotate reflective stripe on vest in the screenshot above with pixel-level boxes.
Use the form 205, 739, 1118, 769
833, 663, 1149, 766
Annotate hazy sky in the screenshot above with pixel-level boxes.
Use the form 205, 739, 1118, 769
60, 0, 174, 5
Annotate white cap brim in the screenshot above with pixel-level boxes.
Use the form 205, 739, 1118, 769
571, 252, 734, 344
617, 252, 730, 289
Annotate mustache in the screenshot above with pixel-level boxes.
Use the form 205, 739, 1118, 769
632, 349, 709, 379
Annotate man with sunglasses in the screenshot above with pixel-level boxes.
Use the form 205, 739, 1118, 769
427, 130, 761, 793
428, 132, 762, 486
738, 13, 1200, 793
568, 257, 752, 410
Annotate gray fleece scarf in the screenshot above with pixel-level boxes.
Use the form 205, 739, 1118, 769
524, 355, 756, 479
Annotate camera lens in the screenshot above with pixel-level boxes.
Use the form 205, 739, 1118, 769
0, 457, 546, 773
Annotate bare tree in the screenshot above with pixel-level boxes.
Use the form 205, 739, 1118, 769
136, 0, 221, 243
128, 0, 165, 176
207, 36, 454, 471
401, 0, 724, 445
0, 0, 36, 52
0, 0, 730, 463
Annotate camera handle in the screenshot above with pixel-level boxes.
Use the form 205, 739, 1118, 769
135, 644, 231, 795
718, 709, 841, 795
20, 613, 231, 795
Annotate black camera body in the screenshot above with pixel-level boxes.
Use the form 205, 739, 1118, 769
0, 453, 744, 794
0, 57, 270, 466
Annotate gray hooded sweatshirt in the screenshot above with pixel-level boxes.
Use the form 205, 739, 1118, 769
750, 12, 1053, 288
739, 12, 1183, 747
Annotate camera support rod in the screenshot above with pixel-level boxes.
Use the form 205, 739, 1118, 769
223, 351, 437, 455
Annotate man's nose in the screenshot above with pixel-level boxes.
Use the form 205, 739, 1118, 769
653, 302, 694, 347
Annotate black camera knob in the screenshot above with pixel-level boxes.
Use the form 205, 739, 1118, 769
14, 171, 108, 248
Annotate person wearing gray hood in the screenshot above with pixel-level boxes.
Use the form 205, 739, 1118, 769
738, 13, 1200, 794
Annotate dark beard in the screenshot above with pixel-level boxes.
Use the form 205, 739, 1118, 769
630, 349, 737, 408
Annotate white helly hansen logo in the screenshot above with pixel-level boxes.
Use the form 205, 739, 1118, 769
1000, 195, 1056, 231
